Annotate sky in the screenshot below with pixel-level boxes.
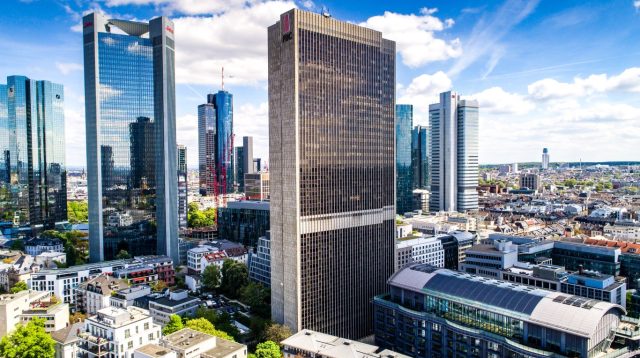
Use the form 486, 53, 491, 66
1, 0, 640, 168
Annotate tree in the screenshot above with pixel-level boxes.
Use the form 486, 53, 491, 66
221, 260, 248, 298
116, 250, 131, 259
193, 307, 240, 340
69, 312, 86, 324
0, 318, 56, 358
253, 341, 281, 358
239, 282, 270, 317
150, 280, 167, 292
262, 323, 292, 344
201, 265, 221, 291
9, 240, 24, 251
185, 318, 235, 341
67, 201, 89, 223
10, 281, 28, 294
163, 314, 184, 335
188, 203, 216, 228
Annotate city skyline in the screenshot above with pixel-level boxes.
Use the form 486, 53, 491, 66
1, 1, 639, 168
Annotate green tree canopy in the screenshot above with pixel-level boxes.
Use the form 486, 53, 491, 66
221, 260, 249, 298
193, 307, 240, 340
262, 323, 292, 345
185, 318, 235, 342
116, 250, 131, 259
187, 203, 217, 228
67, 201, 89, 223
162, 314, 184, 335
0, 318, 56, 358
253, 341, 281, 358
201, 265, 221, 291
10, 281, 28, 294
239, 282, 270, 317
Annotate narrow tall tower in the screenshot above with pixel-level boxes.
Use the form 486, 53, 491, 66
542, 148, 550, 170
83, 13, 178, 263
429, 91, 479, 212
269, 9, 395, 339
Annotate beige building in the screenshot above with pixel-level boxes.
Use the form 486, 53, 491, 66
135, 328, 247, 358
75, 274, 129, 315
0, 290, 70, 336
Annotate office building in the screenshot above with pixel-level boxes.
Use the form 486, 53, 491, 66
217, 201, 269, 246
542, 148, 549, 170
248, 233, 271, 287
374, 264, 627, 358
253, 158, 261, 172
411, 125, 429, 190
396, 235, 444, 270
177, 145, 188, 229
234, 146, 244, 192
0, 290, 69, 336
148, 290, 201, 325
396, 105, 413, 215
429, 91, 478, 212
244, 172, 269, 201
282, 329, 409, 358
78, 306, 161, 358
269, 9, 395, 339
460, 240, 518, 278
520, 173, 541, 192
198, 91, 234, 196
0, 76, 67, 227
83, 13, 178, 262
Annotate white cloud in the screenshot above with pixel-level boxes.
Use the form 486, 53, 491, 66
235, 102, 269, 165
56, 62, 83, 75
361, 8, 461, 68
105, 0, 255, 15
398, 71, 452, 123
468, 86, 534, 115
448, 0, 539, 77
635, 1, 640, 11
173, 1, 295, 85
528, 67, 640, 100
99, 84, 122, 101
64, 106, 87, 168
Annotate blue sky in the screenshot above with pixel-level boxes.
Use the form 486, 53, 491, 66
1, 0, 640, 168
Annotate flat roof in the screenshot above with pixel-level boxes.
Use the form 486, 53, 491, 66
135, 344, 175, 358
202, 338, 246, 358
164, 328, 214, 349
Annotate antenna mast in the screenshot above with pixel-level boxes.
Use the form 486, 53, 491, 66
221, 67, 224, 90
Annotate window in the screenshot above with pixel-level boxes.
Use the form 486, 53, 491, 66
128, 341, 133, 349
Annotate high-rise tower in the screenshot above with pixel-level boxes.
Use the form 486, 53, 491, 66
542, 148, 549, 170
411, 125, 429, 190
83, 13, 178, 263
396, 104, 413, 215
269, 9, 395, 339
177, 144, 187, 229
198, 91, 234, 196
429, 91, 479, 212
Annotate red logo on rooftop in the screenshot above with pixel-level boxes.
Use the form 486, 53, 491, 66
83, 21, 93, 28
165, 26, 174, 34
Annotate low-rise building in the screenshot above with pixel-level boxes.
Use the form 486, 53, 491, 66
52, 322, 83, 358
24, 237, 64, 256
153, 328, 248, 358
78, 306, 161, 358
148, 290, 201, 325
460, 240, 518, 278
396, 235, 444, 270
110, 285, 152, 309
134, 344, 177, 358
76, 275, 129, 315
282, 329, 409, 358
0, 290, 69, 336
35, 251, 67, 268
187, 246, 218, 274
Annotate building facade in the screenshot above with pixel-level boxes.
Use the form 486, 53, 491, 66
396, 104, 413, 215
411, 125, 429, 190
217, 201, 269, 246
0, 76, 67, 227
396, 236, 444, 270
542, 148, 549, 170
248, 233, 271, 287
83, 13, 178, 263
269, 9, 396, 339
177, 145, 187, 229
244, 172, 269, 201
429, 91, 478, 212
519, 173, 541, 192
198, 91, 234, 196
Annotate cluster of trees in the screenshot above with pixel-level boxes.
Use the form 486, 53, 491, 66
10, 281, 28, 294
67, 201, 89, 223
560, 178, 613, 191
41, 230, 89, 266
187, 202, 217, 228
202, 260, 269, 316
0, 318, 56, 358
163, 311, 234, 342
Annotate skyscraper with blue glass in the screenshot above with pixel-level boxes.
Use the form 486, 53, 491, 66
412, 125, 429, 189
83, 13, 178, 263
396, 104, 413, 215
198, 91, 234, 196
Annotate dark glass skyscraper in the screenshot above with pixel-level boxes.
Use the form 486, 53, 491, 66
396, 104, 413, 215
177, 145, 187, 229
0, 76, 66, 227
198, 91, 234, 196
269, 9, 395, 339
412, 125, 429, 189
83, 13, 178, 263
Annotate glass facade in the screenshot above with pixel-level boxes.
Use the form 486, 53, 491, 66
0, 76, 66, 227
396, 104, 413, 215
234, 146, 244, 192
198, 91, 234, 196
84, 13, 177, 262
411, 125, 428, 190
217, 201, 270, 246
177, 145, 187, 229
269, 9, 395, 340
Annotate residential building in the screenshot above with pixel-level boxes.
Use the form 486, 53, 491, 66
0, 76, 67, 227
374, 264, 626, 358
24, 237, 64, 256
52, 322, 83, 358
244, 172, 269, 201
78, 306, 161, 358
248, 233, 271, 287
282, 329, 409, 358
460, 240, 518, 278
134, 344, 177, 358
429, 91, 479, 212
76, 275, 129, 315
542, 147, 550, 170
217, 201, 269, 246
396, 235, 444, 270
603, 222, 640, 240
200, 251, 228, 272
198, 90, 234, 196
186, 245, 218, 274
396, 104, 413, 215
0, 290, 69, 336
148, 290, 200, 325
35, 251, 67, 268
269, 9, 395, 339
519, 173, 541, 192
110, 285, 152, 309
0, 290, 30, 336
178, 145, 188, 229
156, 328, 247, 358
411, 125, 429, 190
83, 13, 178, 263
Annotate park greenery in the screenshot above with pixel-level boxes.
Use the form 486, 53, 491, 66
249, 341, 281, 358
10, 281, 28, 294
0, 318, 56, 358
67, 201, 89, 223
41, 230, 89, 266
187, 202, 217, 228
163, 313, 235, 342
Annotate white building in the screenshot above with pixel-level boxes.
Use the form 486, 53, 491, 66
200, 251, 228, 273
542, 147, 549, 170
396, 235, 445, 270
107, 211, 134, 227
282, 329, 408, 358
24, 237, 64, 256
76, 275, 129, 315
78, 306, 161, 358
186, 245, 218, 274
52, 322, 83, 358
395, 223, 413, 239
0, 290, 70, 336
460, 240, 518, 278
162, 328, 246, 358
603, 223, 640, 240
110, 285, 152, 309
148, 290, 201, 325
35, 251, 67, 268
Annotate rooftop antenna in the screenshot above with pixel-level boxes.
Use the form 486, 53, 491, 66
221, 66, 224, 90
